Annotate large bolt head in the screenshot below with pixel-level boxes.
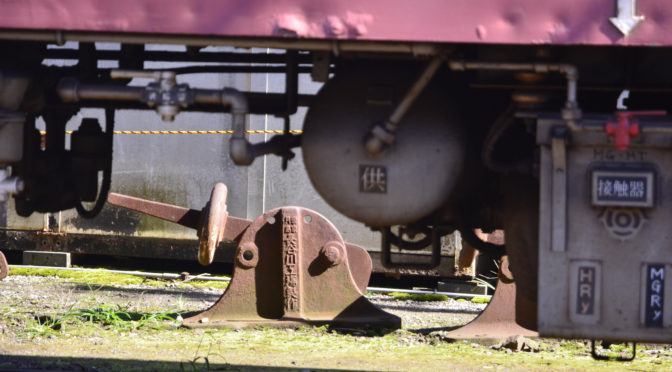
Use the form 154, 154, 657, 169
321, 241, 346, 266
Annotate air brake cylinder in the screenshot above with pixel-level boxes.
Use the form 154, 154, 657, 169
301, 63, 466, 227
537, 112, 672, 343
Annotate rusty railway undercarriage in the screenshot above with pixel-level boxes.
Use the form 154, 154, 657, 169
3, 38, 672, 358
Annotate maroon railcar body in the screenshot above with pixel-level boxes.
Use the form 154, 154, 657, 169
0, 0, 668, 46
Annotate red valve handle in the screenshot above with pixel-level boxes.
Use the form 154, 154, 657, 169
605, 110, 667, 151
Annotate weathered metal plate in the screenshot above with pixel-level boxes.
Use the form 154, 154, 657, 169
538, 117, 672, 343
445, 256, 537, 340
0, 0, 669, 46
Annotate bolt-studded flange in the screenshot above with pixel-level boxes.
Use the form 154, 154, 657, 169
183, 207, 400, 329
0, 251, 9, 280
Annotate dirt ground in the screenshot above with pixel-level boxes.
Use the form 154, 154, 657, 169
1, 271, 671, 371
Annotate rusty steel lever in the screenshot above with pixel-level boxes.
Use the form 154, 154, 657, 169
107, 183, 249, 265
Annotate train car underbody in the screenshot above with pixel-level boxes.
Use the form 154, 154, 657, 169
1, 0, 672, 347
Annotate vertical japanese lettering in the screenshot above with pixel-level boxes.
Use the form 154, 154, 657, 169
282, 214, 300, 314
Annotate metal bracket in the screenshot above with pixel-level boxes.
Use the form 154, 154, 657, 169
381, 225, 448, 270
35, 231, 68, 252
311, 51, 331, 83
550, 126, 568, 252
182, 206, 400, 329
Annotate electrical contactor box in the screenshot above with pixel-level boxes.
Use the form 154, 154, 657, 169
538, 115, 672, 342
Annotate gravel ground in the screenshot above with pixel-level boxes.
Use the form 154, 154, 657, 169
2, 274, 671, 371
367, 293, 485, 329
0, 273, 487, 371
0, 274, 486, 331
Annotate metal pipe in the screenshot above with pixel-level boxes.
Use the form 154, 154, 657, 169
127, 65, 315, 75
0, 30, 439, 55
39, 49, 314, 65
365, 54, 446, 155
59, 75, 254, 162
448, 61, 581, 131
0, 169, 24, 203
641, 126, 672, 134
8, 264, 491, 298
389, 55, 445, 128
220, 88, 254, 165
58, 77, 145, 102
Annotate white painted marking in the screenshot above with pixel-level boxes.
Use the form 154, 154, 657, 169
617, 89, 630, 109
610, 0, 645, 36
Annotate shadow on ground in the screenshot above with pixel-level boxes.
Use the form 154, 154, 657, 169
0, 355, 362, 372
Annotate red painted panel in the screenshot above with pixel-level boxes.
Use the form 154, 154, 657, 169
0, 0, 670, 46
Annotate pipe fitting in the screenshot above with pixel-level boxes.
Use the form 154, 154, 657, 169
220, 88, 249, 114
0, 169, 23, 203
229, 137, 255, 166
446, 60, 581, 131
57, 77, 80, 103
220, 88, 253, 165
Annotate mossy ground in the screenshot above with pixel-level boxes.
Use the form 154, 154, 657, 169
8, 266, 230, 290
1, 269, 670, 371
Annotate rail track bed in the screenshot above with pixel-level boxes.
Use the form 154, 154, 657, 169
0, 269, 670, 371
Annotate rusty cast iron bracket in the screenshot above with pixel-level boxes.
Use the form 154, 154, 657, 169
444, 256, 537, 339
107, 184, 400, 329
183, 206, 400, 329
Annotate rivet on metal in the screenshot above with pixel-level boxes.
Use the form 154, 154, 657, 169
321, 241, 345, 266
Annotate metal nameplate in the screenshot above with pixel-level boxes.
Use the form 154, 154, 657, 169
642, 264, 665, 328
569, 260, 601, 325
591, 170, 654, 207
359, 165, 387, 193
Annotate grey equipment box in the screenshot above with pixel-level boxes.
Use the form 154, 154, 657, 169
538, 115, 672, 343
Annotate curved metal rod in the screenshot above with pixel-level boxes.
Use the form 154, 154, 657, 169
458, 227, 505, 258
